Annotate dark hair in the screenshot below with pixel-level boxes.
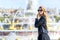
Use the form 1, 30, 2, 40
39, 6, 42, 8
38, 6, 43, 12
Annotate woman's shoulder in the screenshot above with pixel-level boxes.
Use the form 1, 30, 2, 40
41, 16, 46, 19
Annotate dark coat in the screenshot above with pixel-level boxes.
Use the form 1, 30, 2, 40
34, 16, 50, 40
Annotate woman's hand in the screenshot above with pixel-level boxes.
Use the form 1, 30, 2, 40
37, 14, 39, 18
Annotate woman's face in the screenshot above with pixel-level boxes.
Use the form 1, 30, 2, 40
38, 8, 43, 15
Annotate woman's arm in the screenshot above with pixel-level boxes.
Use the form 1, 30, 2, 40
35, 17, 46, 28
34, 18, 39, 28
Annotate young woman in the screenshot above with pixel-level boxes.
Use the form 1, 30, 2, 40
35, 6, 50, 40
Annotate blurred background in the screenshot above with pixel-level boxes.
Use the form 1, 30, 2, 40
0, 0, 60, 40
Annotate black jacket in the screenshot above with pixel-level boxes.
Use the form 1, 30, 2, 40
35, 16, 48, 34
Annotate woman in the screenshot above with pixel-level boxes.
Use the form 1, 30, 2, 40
35, 6, 50, 40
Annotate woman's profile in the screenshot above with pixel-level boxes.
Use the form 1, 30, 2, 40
34, 6, 50, 40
